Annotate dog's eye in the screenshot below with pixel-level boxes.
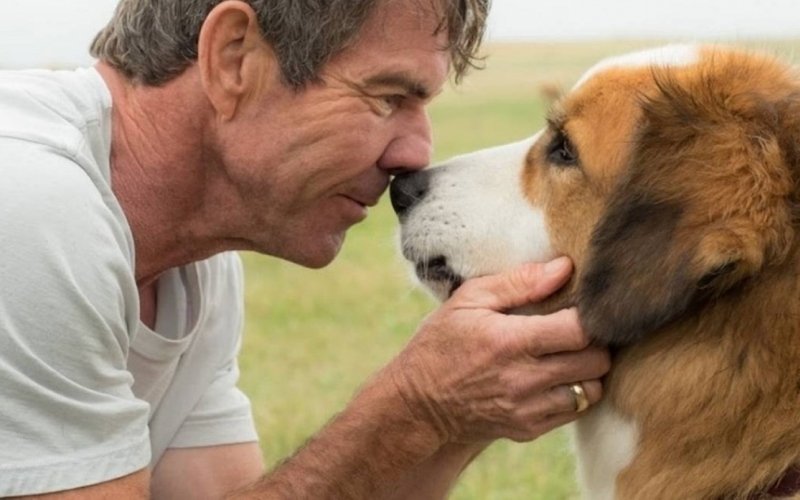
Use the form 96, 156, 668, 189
547, 131, 579, 167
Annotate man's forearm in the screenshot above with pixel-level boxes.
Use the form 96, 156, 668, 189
382, 441, 490, 500
229, 259, 610, 498
233, 373, 444, 499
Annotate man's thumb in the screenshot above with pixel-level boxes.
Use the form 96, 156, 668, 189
452, 256, 573, 310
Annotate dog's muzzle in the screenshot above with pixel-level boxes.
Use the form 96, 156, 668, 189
390, 170, 465, 297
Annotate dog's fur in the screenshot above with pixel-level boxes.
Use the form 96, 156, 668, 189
392, 45, 800, 499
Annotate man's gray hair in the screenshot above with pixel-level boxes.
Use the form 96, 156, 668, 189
90, 0, 490, 87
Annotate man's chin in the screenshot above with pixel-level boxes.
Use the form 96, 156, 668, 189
280, 233, 346, 269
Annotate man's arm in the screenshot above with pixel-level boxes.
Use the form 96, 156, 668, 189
232, 259, 607, 499
382, 442, 489, 500
152, 443, 265, 499
32, 260, 606, 499
11, 470, 150, 500
235, 371, 445, 498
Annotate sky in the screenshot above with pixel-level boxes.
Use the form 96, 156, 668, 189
487, 0, 800, 41
0, 0, 798, 69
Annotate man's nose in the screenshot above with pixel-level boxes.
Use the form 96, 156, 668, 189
378, 109, 433, 175
390, 170, 432, 217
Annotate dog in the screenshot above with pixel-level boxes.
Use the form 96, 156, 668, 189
390, 44, 800, 499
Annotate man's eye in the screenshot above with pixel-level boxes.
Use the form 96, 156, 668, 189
546, 131, 579, 166
382, 94, 406, 110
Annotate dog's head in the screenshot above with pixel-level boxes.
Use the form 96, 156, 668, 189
392, 44, 800, 346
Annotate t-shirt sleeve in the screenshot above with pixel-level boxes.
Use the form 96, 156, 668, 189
167, 358, 259, 449
0, 140, 151, 496
166, 253, 258, 450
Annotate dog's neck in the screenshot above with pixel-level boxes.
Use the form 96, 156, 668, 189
605, 252, 800, 497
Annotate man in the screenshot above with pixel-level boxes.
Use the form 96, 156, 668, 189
0, 0, 610, 497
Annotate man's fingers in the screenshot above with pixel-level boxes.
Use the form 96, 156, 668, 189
506, 380, 604, 442
536, 347, 611, 387
451, 257, 573, 311
501, 308, 589, 355
506, 411, 579, 443
509, 347, 609, 397
546, 379, 604, 414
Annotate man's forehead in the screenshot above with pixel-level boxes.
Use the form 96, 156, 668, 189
334, 4, 450, 89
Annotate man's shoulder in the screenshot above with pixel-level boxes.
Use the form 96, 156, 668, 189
1, 137, 116, 226
0, 137, 135, 281
0, 67, 129, 264
0, 67, 110, 157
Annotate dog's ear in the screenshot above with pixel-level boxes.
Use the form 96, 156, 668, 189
538, 81, 563, 107
577, 60, 800, 346
577, 189, 763, 347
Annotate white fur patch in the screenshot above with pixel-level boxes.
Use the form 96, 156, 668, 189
573, 44, 700, 90
398, 134, 555, 299
574, 402, 638, 500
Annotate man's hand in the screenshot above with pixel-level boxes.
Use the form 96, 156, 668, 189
239, 257, 609, 499
388, 256, 610, 445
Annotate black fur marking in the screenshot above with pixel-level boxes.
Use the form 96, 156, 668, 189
579, 196, 687, 346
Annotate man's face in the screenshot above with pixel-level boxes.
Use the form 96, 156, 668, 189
215, 0, 450, 267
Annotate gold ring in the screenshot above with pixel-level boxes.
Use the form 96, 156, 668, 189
569, 382, 590, 413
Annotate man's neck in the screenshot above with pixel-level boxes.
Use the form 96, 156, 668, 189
96, 63, 226, 286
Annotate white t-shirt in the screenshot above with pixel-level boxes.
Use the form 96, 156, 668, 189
0, 67, 259, 496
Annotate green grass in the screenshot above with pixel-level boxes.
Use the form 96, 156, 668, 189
238, 40, 800, 499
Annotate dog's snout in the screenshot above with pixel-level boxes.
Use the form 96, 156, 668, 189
390, 171, 430, 217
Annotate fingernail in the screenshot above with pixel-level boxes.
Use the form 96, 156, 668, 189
544, 256, 571, 275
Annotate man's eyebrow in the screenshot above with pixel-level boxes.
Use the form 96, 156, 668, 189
362, 73, 432, 100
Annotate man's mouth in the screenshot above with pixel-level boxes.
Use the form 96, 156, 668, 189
344, 193, 381, 209
343, 196, 367, 208
344, 176, 390, 209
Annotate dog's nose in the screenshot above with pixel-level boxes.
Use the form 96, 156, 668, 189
390, 171, 430, 217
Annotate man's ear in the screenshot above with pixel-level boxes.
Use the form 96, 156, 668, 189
197, 1, 277, 120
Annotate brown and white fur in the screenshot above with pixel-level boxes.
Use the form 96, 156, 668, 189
390, 44, 800, 499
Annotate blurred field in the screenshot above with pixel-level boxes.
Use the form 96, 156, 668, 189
238, 40, 800, 499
